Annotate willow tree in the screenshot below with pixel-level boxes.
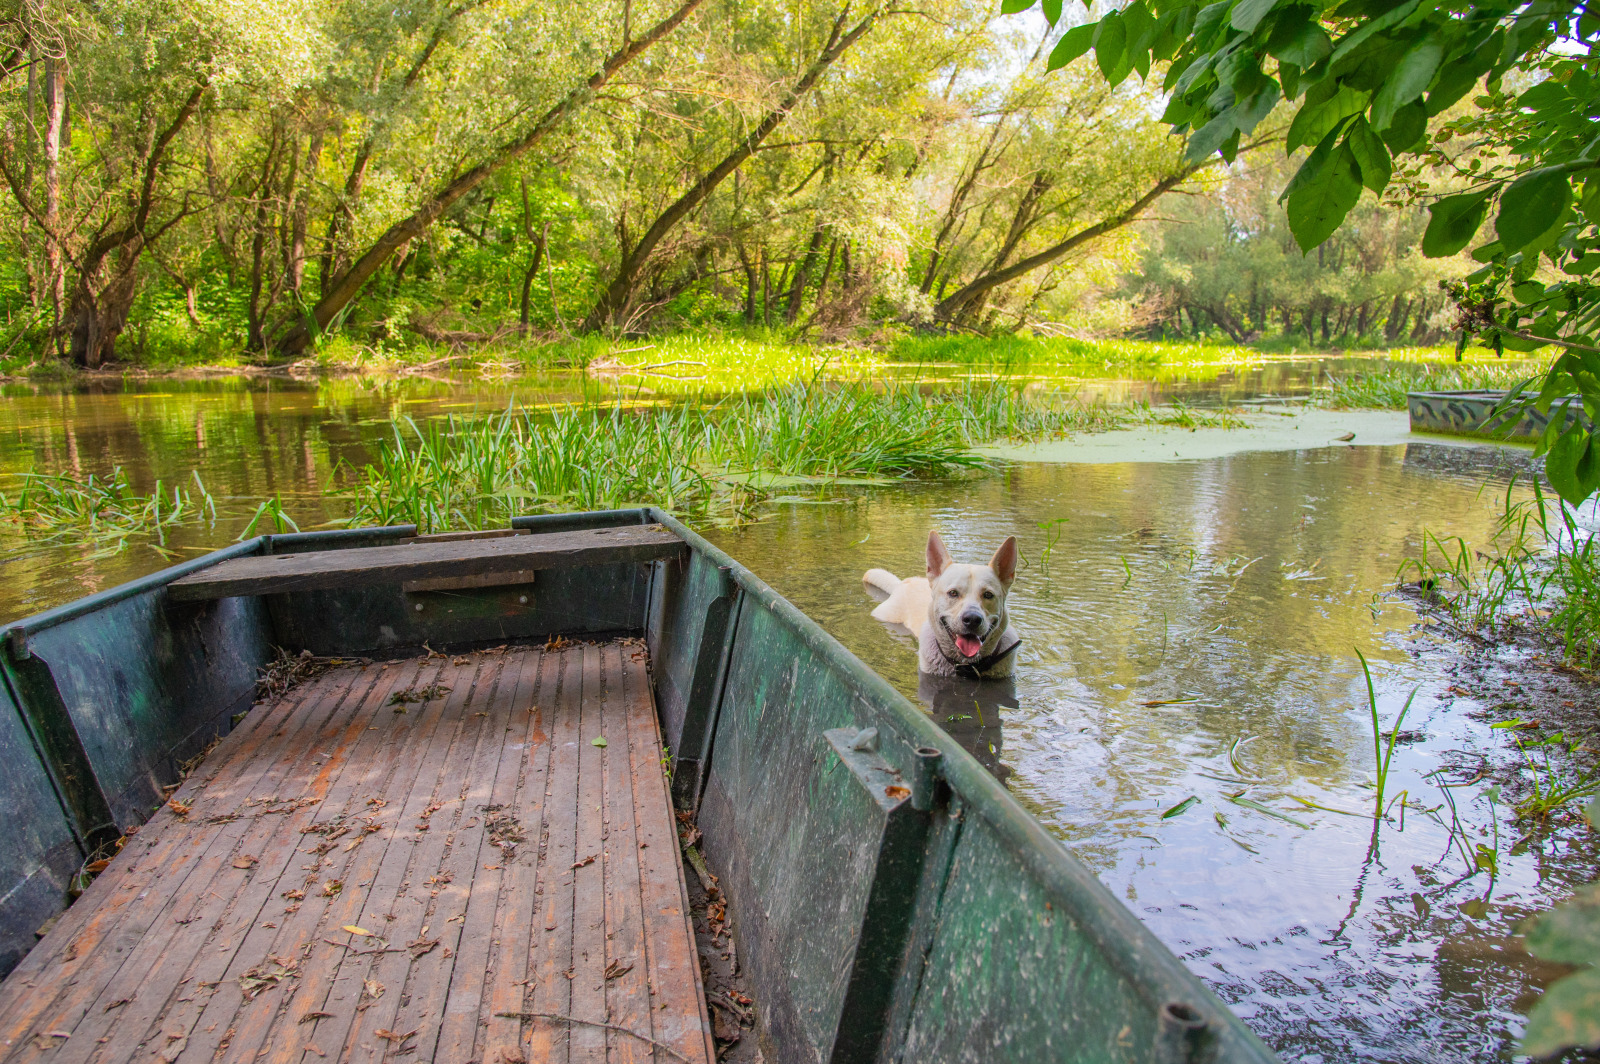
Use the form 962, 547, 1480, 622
271, 0, 706, 356
0, 0, 326, 366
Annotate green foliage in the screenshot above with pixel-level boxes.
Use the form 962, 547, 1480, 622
1011, 0, 1600, 495
340, 381, 1117, 531
1521, 871, 1600, 1056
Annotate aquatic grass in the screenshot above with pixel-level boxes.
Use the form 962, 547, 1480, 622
1491, 720, 1600, 822
1357, 649, 1416, 821
1312, 360, 1548, 410
0, 468, 216, 552
341, 380, 1102, 532
886, 334, 1257, 368
1400, 478, 1600, 666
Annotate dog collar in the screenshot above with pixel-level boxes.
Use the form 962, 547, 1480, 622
952, 634, 1021, 679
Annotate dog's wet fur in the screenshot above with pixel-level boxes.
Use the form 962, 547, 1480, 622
863, 530, 1019, 678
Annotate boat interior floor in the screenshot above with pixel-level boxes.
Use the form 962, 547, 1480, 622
0, 641, 716, 1064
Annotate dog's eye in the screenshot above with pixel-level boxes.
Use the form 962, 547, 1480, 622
946, 589, 959, 598
982, 590, 995, 600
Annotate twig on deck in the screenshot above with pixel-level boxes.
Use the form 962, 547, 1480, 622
493, 1012, 697, 1064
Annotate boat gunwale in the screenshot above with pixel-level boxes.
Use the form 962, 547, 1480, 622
645, 508, 1259, 1035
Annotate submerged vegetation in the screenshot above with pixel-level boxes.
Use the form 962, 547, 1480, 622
0, 469, 215, 555
342, 381, 1117, 531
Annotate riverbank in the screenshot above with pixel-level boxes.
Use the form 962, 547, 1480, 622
3, 332, 1510, 390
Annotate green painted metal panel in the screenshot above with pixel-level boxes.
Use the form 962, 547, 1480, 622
647, 551, 738, 805
646, 510, 1280, 1064
1406, 389, 1580, 441
0, 676, 82, 977
21, 592, 272, 829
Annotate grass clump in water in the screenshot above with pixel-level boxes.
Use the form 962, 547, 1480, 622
0, 468, 215, 554
342, 380, 1115, 531
1313, 360, 1547, 410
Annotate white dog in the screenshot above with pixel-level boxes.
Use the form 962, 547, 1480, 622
863, 530, 1020, 678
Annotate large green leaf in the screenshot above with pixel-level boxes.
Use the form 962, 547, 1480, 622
1369, 38, 1443, 130
1287, 83, 1369, 152
1543, 424, 1600, 506
1094, 11, 1129, 84
1267, 8, 1331, 66
1231, 0, 1281, 34
1041, 0, 1063, 24
1286, 140, 1363, 250
1380, 99, 1427, 152
1525, 884, 1600, 967
1347, 117, 1392, 193
1048, 23, 1097, 71
1497, 168, 1574, 253
1000, 0, 1035, 14
1522, 968, 1600, 1058
1422, 191, 1491, 257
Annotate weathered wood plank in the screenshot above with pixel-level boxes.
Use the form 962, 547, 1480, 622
0, 643, 711, 1064
599, 642, 653, 1064
624, 643, 718, 1064
167, 525, 683, 601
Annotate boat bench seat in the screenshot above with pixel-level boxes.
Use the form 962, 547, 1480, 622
166, 524, 686, 601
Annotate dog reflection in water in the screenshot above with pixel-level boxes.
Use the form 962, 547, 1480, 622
917, 672, 1016, 784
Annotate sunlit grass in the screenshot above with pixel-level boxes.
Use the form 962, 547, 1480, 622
340, 380, 1121, 531
0, 468, 216, 554
1312, 359, 1548, 409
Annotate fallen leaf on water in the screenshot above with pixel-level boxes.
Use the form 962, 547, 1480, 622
342, 925, 372, 937
1336, 432, 1356, 442
1161, 796, 1200, 819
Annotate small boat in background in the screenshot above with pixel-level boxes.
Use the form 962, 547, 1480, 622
0, 507, 1279, 1062
1408, 388, 1581, 441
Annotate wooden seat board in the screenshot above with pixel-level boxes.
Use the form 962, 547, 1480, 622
0, 643, 713, 1064
166, 525, 685, 601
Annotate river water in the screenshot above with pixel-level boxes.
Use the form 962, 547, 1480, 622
1, 365, 1595, 1063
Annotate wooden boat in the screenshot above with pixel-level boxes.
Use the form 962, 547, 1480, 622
0, 508, 1279, 1063
1407, 388, 1579, 440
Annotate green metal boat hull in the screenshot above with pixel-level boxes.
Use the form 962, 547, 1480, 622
0, 508, 1279, 1063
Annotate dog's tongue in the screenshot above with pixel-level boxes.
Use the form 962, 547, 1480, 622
955, 634, 983, 658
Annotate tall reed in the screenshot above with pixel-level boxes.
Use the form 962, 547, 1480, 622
342, 380, 1114, 532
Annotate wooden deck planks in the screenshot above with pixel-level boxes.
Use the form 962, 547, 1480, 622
0, 642, 712, 1064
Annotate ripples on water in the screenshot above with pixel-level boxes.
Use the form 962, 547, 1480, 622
1, 372, 1596, 1062
704, 446, 1598, 1064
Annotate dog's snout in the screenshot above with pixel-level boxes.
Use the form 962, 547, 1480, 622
959, 609, 985, 632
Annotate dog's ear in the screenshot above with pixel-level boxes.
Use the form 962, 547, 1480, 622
990, 536, 1018, 588
926, 529, 952, 579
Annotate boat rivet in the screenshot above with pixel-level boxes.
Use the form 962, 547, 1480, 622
519, 595, 528, 604
414, 602, 424, 612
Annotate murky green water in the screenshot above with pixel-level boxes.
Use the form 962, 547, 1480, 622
1, 366, 1595, 1063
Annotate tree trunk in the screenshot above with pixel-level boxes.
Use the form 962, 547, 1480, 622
1384, 294, 1408, 343
288, 129, 322, 295
519, 182, 548, 330
935, 166, 1199, 322
276, 0, 705, 358
42, 57, 65, 329
583, 5, 880, 332
738, 244, 758, 324
785, 224, 827, 324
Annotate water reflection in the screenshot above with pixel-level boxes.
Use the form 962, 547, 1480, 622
702, 442, 1599, 1064
916, 673, 1016, 783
